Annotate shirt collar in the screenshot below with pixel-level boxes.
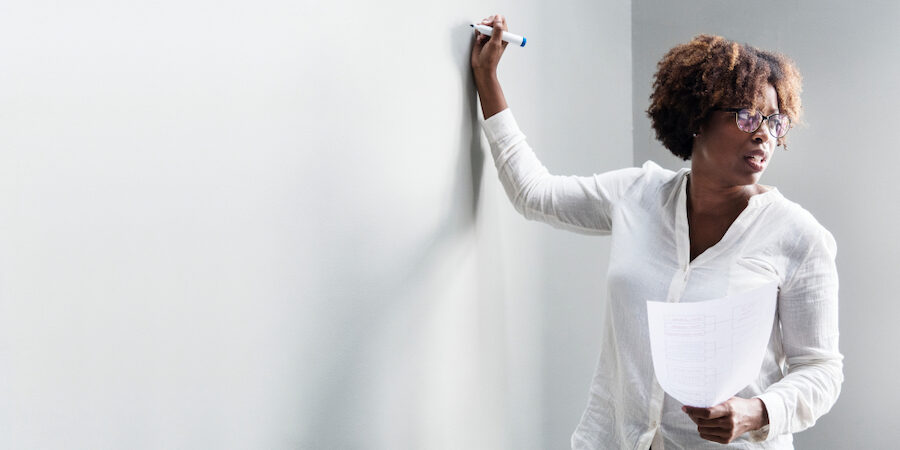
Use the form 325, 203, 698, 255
680, 169, 783, 208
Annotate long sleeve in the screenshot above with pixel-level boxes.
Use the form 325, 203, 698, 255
749, 226, 844, 441
481, 108, 646, 235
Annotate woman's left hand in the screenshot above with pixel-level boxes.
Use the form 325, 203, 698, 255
682, 397, 769, 444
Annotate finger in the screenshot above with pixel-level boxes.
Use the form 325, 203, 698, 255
698, 425, 730, 438
682, 405, 712, 420
476, 16, 494, 37
489, 18, 507, 47
488, 23, 504, 45
699, 432, 728, 444
695, 416, 728, 427
492, 14, 509, 33
697, 423, 731, 434
685, 415, 699, 426
476, 17, 491, 34
684, 403, 729, 420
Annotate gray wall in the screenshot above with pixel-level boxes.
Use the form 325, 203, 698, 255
632, 1, 900, 448
2, 0, 887, 448
0, 0, 631, 449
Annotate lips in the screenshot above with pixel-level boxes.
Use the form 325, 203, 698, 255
744, 152, 767, 172
744, 149, 767, 161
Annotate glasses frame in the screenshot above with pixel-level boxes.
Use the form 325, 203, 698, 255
714, 107, 791, 139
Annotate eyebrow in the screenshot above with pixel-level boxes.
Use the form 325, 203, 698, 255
750, 106, 780, 115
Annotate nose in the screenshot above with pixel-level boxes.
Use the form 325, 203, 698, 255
752, 119, 772, 144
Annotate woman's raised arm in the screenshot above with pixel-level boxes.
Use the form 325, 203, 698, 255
471, 14, 509, 119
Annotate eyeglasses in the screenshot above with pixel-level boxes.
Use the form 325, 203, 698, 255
714, 107, 791, 139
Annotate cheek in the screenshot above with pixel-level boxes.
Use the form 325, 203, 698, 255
708, 122, 744, 144
708, 133, 747, 159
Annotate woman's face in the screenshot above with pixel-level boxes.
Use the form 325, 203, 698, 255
693, 83, 779, 187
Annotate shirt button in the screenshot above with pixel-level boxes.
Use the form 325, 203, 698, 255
651, 420, 658, 427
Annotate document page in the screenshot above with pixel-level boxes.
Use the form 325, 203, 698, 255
646, 282, 778, 407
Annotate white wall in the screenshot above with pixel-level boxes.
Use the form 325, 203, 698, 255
632, 1, 900, 448
0, 0, 632, 449
13, 1, 877, 448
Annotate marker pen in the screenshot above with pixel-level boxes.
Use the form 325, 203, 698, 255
470, 24, 527, 47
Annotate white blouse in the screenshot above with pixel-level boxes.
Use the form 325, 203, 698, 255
482, 108, 843, 450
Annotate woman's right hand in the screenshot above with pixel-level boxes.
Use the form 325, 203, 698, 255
470, 14, 509, 80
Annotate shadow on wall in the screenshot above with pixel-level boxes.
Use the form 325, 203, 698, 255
458, 26, 486, 215
298, 28, 486, 447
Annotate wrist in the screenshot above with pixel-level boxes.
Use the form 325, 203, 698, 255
473, 69, 498, 84
754, 398, 770, 429
473, 72, 507, 119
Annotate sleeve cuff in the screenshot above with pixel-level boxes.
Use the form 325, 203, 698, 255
481, 108, 520, 144
748, 392, 785, 442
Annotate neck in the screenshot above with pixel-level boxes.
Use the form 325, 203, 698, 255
686, 171, 765, 215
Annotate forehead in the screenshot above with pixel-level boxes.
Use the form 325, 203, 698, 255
753, 84, 779, 113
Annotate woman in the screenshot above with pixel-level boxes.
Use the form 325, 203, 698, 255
471, 15, 843, 450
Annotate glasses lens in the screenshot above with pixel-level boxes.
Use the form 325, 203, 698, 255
736, 109, 761, 133
769, 114, 790, 138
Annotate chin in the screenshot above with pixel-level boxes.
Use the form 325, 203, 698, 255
734, 170, 763, 186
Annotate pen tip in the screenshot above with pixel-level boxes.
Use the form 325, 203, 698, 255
469, 24, 474, 27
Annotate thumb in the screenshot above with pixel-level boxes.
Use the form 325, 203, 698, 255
707, 401, 732, 419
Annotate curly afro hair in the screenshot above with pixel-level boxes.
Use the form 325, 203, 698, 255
646, 34, 803, 160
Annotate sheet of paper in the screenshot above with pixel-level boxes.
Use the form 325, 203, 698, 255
646, 281, 778, 407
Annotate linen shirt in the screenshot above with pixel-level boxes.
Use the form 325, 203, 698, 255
481, 108, 843, 450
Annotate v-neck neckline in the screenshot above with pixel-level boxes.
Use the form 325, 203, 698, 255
674, 170, 780, 269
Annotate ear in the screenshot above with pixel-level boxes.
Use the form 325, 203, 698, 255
695, 116, 710, 136
697, 117, 709, 134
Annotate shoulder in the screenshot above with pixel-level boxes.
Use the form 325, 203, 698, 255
637, 159, 679, 180
763, 194, 841, 295
633, 160, 688, 207
599, 160, 681, 197
768, 193, 838, 261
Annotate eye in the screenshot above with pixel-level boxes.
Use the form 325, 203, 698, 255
770, 114, 791, 137
736, 109, 761, 132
